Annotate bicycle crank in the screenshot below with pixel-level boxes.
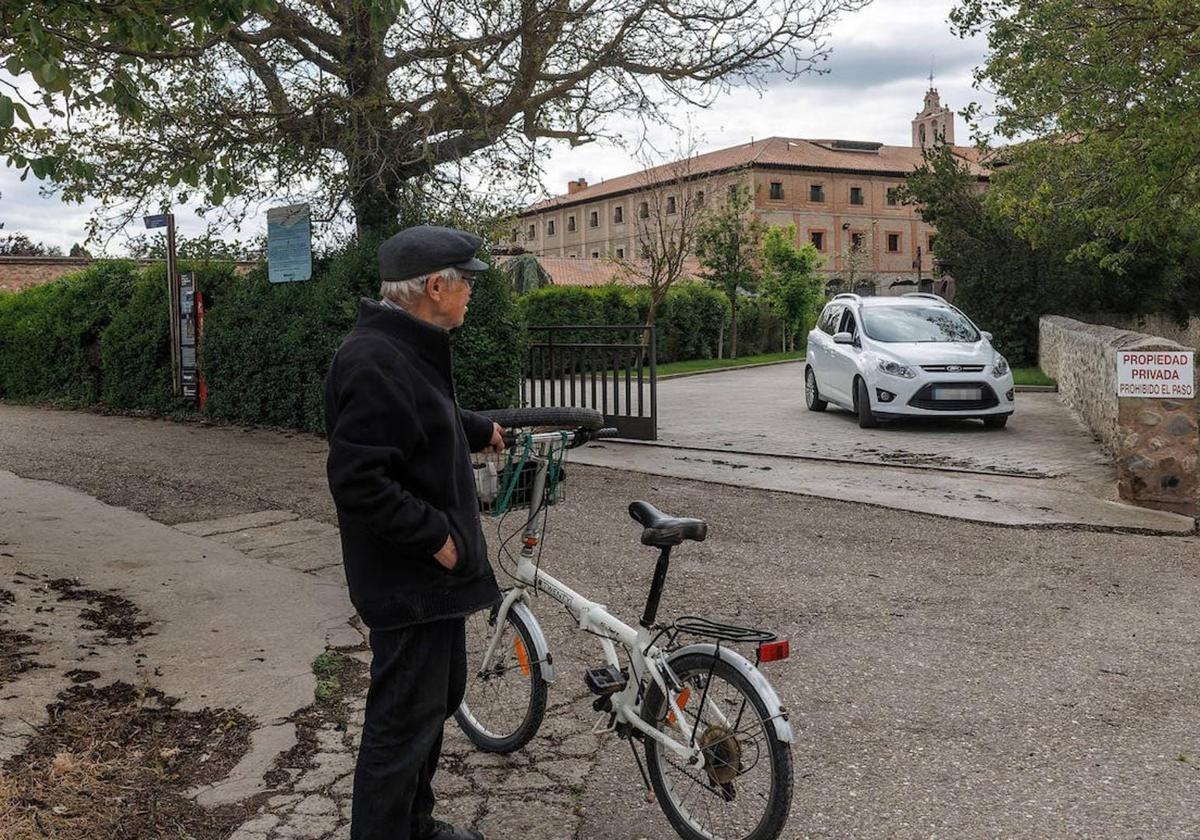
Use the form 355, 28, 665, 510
698, 724, 742, 794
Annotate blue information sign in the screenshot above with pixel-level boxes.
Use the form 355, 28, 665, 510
267, 203, 313, 283
143, 213, 170, 229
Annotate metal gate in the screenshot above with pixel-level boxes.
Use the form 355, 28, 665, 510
521, 325, 658, 440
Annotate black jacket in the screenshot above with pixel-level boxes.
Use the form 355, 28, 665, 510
323, 299, 501, 629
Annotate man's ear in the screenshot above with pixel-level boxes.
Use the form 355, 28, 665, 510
425, 272, 444, 300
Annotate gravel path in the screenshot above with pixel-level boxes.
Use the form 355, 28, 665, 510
3, 402, 1200, 838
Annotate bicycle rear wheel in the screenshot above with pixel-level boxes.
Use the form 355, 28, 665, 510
643, 653, 793, 840
454, 603, 547, 753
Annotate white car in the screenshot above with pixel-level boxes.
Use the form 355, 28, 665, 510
804, 293, 1015, 429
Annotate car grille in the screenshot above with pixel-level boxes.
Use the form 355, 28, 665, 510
908, 381, 1000, 411
920, 364, 985, 373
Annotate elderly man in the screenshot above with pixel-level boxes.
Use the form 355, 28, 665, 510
324, 225, 504, 840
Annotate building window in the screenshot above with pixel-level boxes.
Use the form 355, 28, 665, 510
639, 201, 649, 219
547, 219, 556, 236
850, 186, 864, 205
510, 227, 518, 241
809, 184, 824, 202
591, 251, 600, 258
527, 223, 536, 239
640, 244, 651, 258
728, 184, 738, 200
851, 232, 865, 250
568, 253, 577, 258
567, 215, 576, 232
696, 190, 705, 207
614, 206, 624, 224
887, 233, 900, 252
616, 248, 625, 258
769, 181, 784, 200
666, 196, 677, 215
886, 187, 899, 207
589, 211, 599, 228
927, 233, 937, 253
810, 231, 824, 251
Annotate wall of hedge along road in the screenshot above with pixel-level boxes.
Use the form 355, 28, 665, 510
517, 283, 788, 362
0, 239, 525, 433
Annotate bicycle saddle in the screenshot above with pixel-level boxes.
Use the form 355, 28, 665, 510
628, 501, 707, 547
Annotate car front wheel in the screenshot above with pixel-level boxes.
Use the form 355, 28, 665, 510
805, 367, 828, 412
855, 378, 879, 429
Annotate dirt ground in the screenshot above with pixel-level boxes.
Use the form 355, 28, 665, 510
3, 402, 1200, 838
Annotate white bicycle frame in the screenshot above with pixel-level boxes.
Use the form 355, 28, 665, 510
478, 431, 724, 769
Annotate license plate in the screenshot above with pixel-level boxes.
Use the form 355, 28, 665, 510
933, 386, 982, 401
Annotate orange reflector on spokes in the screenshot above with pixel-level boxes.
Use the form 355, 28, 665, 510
758, 640, 790, 662
514, 637, 531, 676
668, 687, 691, 725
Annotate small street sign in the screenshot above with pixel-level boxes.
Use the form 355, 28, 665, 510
267, 203, 313, 283
143, 213, 170, 229
1116, 350, 1195, 399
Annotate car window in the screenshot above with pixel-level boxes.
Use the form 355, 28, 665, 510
861, 305, 980, 343
840, 310, 858, 338
819, 305, 841, 335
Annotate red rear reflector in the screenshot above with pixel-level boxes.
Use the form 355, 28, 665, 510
758, 640, 789, 662
514, 637, 531, 676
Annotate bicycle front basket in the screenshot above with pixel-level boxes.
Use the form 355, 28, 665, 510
473, 432, 569, 518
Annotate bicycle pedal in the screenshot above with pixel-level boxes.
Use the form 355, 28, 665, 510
584, 665, 628, 696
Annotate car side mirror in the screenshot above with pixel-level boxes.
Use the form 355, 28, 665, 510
981, 331, 993, 342
833, 331, 855, 345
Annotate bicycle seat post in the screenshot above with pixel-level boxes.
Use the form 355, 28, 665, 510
639, 546, 672, 629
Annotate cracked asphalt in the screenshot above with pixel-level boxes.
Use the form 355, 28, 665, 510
2, 403, 1200, 838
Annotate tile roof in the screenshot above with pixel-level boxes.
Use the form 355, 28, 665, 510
524, 137, 988, 214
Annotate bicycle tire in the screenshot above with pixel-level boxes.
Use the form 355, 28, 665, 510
642, 652, 793, 840
454, 605, 548, 753
479, 406, 604, 430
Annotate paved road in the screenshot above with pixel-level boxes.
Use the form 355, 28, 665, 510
2, 404, 1200, 838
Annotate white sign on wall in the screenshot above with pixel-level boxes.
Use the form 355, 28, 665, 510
1116, 350, 1195, 399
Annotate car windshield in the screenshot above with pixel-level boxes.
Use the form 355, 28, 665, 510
862, 306, 980, 343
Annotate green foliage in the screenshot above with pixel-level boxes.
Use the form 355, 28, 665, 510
951, 0, 1200, 313
695, 184, 766, 357
0, 235, 523, 430
0, 260, 138, 404
453, 266, 526, 411
101, 261, 241, 413
761, 225, 824, 347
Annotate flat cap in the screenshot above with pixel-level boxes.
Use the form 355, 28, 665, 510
378, 225, 489, 282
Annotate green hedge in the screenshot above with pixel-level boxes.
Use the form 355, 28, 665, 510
0, 240, 523, 431
517, 282, 785, 361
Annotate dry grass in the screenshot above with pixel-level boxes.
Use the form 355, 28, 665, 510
1, 681, 256, 839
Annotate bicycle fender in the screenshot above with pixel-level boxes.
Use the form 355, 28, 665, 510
666, 643, 794, 743
510, 600, 556, 683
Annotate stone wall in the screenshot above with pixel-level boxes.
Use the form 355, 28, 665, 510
1081, 312, 1200, 351
1040, 315, 1198, 517
0, 257, 261, 294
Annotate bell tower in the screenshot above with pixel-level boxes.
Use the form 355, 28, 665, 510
912, 81, 955, 148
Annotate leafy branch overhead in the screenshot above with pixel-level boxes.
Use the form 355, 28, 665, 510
1, 0, 870, 235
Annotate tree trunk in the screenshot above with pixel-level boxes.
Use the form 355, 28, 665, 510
717, 319, 724, 360
350, 168, 403, 238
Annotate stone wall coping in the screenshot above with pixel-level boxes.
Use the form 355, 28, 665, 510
1040, 315, 1191, 352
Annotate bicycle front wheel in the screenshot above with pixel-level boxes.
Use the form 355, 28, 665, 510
643, 653, 793, 840
454, 603, 547, 753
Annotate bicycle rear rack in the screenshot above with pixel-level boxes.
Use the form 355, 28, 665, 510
671, 615, 777, 646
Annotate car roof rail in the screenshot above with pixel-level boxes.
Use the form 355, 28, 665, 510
831, 293, 861, 303
901, 292, 947, 303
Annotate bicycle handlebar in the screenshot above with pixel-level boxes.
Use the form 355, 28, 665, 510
499, 425, 620, 449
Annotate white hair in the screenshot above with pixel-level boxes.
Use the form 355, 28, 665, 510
380, 266, 464, 307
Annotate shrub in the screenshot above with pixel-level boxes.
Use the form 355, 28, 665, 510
0, 260, 139, 404
453, 267, 525, 411
101, 261, 241, 413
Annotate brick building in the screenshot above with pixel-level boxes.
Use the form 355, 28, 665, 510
509, 89, 987, 294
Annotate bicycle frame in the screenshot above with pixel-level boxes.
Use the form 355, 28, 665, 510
480, 432, 721, 768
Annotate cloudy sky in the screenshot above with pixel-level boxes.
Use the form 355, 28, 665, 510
0, 0, 993, 255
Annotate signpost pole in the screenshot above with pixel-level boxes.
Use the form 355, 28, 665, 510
166, 214, 181, 397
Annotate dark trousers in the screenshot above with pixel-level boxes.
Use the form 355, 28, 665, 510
351, 617, 467, 840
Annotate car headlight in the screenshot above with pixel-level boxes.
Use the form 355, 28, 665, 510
992, 356, 1010, 377
877, 359, 916, 379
